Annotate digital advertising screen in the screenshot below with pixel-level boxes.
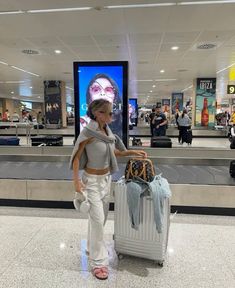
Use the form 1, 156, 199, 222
73, 61, 128, 146
128, 98, 138, 126
20, 101, 32, 110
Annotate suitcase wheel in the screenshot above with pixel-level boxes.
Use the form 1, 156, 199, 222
155, 261, 164, 267
117, 253, 124, 260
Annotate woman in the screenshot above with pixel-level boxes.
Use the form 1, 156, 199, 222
80, 73, 122, 137
177, 109, 191, 144
71, 99, 147, 280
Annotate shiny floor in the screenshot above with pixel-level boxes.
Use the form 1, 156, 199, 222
0, 207, 234, 288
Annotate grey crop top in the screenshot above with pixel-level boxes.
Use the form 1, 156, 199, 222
85, 138, 114, 169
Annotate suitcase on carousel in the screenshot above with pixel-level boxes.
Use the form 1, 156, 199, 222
0, 136, 20, 146
151, 136, 172, 148
229, 160, 235, 178
114, 179, 170, 266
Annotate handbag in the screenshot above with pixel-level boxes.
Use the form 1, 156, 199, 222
124, 158, 155, 182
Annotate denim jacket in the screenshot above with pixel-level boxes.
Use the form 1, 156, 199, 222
125, 174, 171, 233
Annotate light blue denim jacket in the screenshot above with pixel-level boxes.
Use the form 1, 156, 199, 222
126, 175, 171, 233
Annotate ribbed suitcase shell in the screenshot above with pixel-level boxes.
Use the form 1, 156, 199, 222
114, 180, 170, 263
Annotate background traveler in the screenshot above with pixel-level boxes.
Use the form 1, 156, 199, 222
177, 109, 191, 144
152, 106, 168, 136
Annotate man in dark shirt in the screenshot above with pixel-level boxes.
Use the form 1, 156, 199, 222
152, 107, 168, 136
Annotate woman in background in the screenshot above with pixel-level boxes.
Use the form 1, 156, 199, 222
177, 109, 191, 144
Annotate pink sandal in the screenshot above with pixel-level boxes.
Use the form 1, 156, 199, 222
92, 266, 108, 280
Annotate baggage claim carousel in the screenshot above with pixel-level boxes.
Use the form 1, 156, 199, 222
0, 145, 234, 216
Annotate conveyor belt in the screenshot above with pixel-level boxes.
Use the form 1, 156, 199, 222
0, 161, 234, 186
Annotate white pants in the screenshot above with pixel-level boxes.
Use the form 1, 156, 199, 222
82, 171, 111, 268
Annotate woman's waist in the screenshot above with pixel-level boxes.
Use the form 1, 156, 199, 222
85, 166, 110, 175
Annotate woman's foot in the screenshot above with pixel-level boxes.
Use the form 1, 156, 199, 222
92, 266, 108, 280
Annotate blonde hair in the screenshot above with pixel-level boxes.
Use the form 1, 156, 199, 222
87, 99, 112, 120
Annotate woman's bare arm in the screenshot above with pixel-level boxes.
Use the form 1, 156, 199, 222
72, 139, 90, 193
114, 149, 147, 158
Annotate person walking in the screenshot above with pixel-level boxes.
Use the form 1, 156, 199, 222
70, 99, 147, 280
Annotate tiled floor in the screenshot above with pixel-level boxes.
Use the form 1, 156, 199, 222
0, 207, 234, 288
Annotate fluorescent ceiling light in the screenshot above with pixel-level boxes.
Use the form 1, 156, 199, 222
0, 61, 8, 65
11, 66, 40, 77
11, 91, 14, 94
54, 50, 62, 54
155, 79, 177, 81
0, 81, 25, 84
181, 85, 193, 92
132, 79, 153, 82
27, 7, 91, 13
178, 0, 235, 5
66, 86, 74, 91
105, 3, 176, 8
152, 85, 156, 88
7, 81, 25, 83
216, 62, 235, 74
160, 70, 165, 73
171, 46, 179, 50
0, 10, 24, 15
150, 90, 153, 93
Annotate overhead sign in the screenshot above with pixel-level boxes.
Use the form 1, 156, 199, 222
227, 85, 235, 94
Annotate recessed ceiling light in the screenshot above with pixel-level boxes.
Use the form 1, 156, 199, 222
54, 50, 62, 54
11, 91, 14, 94
171, 46, 179, 50
160, 70, 165, 73
30, 86, 33, 89
152, 85, 156, 88
150, 90, 153, 93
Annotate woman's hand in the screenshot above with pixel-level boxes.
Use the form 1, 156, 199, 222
133, 150, 148, 158
74, 179, 85, 193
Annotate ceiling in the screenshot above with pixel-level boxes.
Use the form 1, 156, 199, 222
1, 0, 235, 106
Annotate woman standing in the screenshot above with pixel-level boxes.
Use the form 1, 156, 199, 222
70, 99, 147, 280
177, 109, 191, 144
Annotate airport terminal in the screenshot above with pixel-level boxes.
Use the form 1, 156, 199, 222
0, 1, 234, 287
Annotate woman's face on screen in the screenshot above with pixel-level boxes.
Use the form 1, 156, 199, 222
89, 77, 115, 103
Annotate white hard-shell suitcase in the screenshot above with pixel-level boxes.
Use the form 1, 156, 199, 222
114, 179, 170, 266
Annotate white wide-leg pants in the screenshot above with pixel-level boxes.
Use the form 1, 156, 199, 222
82, 171, 111, 268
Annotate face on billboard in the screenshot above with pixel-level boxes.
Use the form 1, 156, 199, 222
89, 78, 115, 103
75, 64, 127, 141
